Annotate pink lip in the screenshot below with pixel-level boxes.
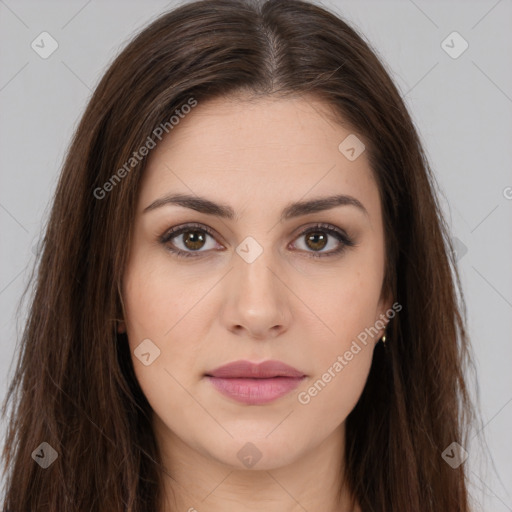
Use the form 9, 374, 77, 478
205, 360, 306, 405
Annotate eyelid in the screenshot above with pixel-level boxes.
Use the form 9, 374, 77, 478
159, 221, 355, 258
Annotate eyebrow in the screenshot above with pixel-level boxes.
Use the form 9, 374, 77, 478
143, 192, 369, 221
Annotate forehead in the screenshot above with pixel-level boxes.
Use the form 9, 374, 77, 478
138, 94, 380, 223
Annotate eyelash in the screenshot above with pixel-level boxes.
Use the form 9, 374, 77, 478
159, 222, 355, 259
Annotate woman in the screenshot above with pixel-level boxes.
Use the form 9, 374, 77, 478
1, 0, 478, 510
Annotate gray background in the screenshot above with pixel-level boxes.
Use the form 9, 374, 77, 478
1, 0, 511, 509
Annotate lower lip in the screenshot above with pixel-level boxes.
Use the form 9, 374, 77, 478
206, 376, 305, 405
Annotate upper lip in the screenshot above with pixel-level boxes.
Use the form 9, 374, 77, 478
205, 360, 305, 379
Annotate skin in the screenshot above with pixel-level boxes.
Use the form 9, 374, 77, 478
118, 93, 392, 512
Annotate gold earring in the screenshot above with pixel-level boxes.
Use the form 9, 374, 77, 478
381, 333, 387, 345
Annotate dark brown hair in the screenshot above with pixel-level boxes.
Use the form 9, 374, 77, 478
1, 0, 479, 510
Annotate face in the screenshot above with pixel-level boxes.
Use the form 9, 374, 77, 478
119, 94, 392, 472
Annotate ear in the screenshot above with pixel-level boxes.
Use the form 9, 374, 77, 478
375, 288, 394, 341
117, 320, 127, 334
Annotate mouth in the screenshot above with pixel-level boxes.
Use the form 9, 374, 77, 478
204, 360, 306, 405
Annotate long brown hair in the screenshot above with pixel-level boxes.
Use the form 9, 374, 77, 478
1, 0, 479, 510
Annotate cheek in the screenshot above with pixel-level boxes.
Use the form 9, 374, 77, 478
122, 251, 192, 340
298, 347, 373, 437
295, 275, 378, 426
307, 259, 384, 343
296, 251, 383, 406
121, 265, 203, 435
121, 253, 209, 393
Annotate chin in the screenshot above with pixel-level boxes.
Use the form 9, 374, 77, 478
201, 432, 309, 471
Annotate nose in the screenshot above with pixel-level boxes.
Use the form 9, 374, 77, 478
221, 245, 292, 340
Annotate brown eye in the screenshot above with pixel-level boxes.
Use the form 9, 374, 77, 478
292, 223, 355, 258
181, 230, 207, 251
160, 224, 221, 258
304, 232, 328, 251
